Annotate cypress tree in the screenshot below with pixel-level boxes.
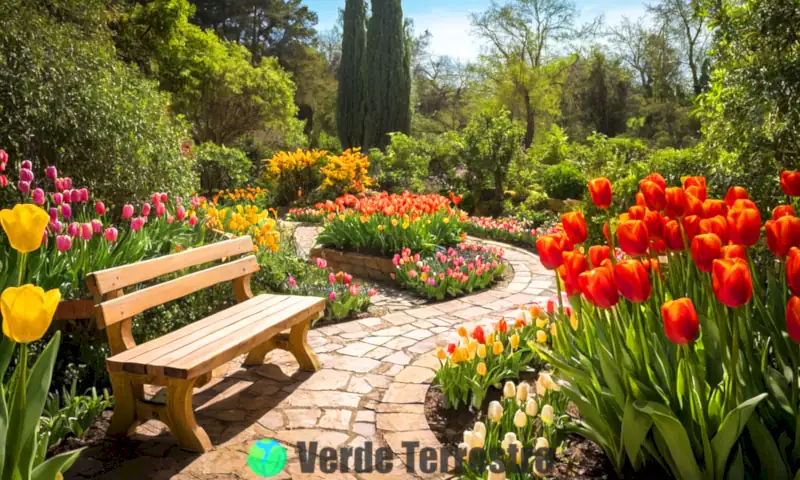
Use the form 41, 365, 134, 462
337, 0, 368, 149
364, 0, 411, 150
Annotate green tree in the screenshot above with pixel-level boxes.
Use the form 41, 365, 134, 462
364, 0, 412, 150
337, 0, 367, 149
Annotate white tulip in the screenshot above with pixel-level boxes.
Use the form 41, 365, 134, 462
514, 308, 532, 324
488, 401, 504, 422
513, 410, 527, 428
516, 381, 530, 403
503, 381, 516, 399
473, 421, 487, 437
457, 441, 470, 458
464, 429, 485, 449
541, 404, 554, 425
525, 398, 539, 417
535, 437, 549, 450
501, 432, 518, 453
487, 462, 506, 480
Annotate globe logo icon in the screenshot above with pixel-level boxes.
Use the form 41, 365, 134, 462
247, 439, 287, 477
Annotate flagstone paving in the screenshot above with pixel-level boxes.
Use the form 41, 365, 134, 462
65, 238, 555, 480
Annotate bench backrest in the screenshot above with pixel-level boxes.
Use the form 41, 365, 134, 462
86, 236, 259, 331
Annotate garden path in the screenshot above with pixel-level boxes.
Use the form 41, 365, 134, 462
66, 235, 556, 480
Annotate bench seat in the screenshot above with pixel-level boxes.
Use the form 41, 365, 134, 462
107, 294, 325, 379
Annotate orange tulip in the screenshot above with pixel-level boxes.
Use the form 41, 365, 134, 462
497, 317, 509, 334
643, 209, 664, 239
562, 211, 588, 244
603, 222, 611, 245
721, 244, 746, 260
664, 187, 687, 219
772, 204, 796, 220
712, 258, 752, 308
682, 215, 702, 241
781, 171, 800, 197
788, 248, 800, 295
766, 216, 800, 257
578, 267, 619, 309
588, 178, 613, 209
639, 180, 666, 211
685, 193, 705, 216
724, 186, 750, 207
643, 172, 667, 190
732, 198, 758, 211
683, 176, 706, 190
536, 233, 573, 270
702, 200, 728, 219
699, 215, 729, 245
628, 205, 646, 220
614, 260, 651, 302
588, 245, 611, 266
691, 233, 722, 272
635, 192, 646, 207
559, 251, 588, 296
787, 296, 800, 343
617, 220, 649, 256
686, 185, 707, 202
728, 205, 762, 246
664, 220, 686, 251
661, 298, 699, 344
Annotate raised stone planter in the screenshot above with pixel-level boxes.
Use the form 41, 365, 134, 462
310, 246, 396, 281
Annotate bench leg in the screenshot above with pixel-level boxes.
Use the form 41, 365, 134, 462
243, 337, 278, 366
107, 372, 139, 437
288, 317, 320, 372
165, 378, 212, 453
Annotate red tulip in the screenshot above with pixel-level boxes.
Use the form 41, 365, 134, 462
497, 318, 508, 334
773, 204, 796, 220
787, 296, 800, 343
766, 216, 800, 257
781, 171, 800, 197
639, 180, 666, 211
643, 172, 667, 190
691, 233, 722, 272
664, 187, 687, 218
732, 198, 758, 211
628, 205, 646, 220
603, 222, 612, 246
558, 251, 588, 296
471, 326, 486, 344
578, 267, 619, 308
721, 244, 747, 260
562, 211, 588, 244
664, 220, 686, 251
617, 220, 649, 256
788, 248, 800, 295
700, 215, 729, 245
728, 205, 762, 246
702, 200, 728, 219
724, 186, 750, 207
685, 192, 705, 216
682, 215, 702, 241
686, 185, 707, 202
643, 209, 665, 239
635, 192, 646, 207
712, 258, 753, 308
588, 245, 611, 266
588, 178, 613, 209
614, 260, 651, 302
683, 176, 706, 190
661, 298, 699, 344
536, 233, 573, 270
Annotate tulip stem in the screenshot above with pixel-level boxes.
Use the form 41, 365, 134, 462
16, 252, 27, 287
728, 307, 740, 412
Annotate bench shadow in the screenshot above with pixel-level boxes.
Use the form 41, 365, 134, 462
64, 359, 312, 480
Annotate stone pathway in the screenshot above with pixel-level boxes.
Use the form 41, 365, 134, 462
66, 239, 556, 480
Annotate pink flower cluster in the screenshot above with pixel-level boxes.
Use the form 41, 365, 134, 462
467, 216, 535, 236
393, 243, 505, 287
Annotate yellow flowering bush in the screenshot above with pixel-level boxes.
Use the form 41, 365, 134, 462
212, 186, 270, 207
320, 148, 374, 195
264, 149, 328, 204
205, 203, 280, 252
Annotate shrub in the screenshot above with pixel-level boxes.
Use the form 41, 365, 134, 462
264, 149, 328, 205
194, 142, 253, 194
319, 148, 374, 195
371, 132, 430, 193
541, 162, 586, 200
39, 381, 113, 451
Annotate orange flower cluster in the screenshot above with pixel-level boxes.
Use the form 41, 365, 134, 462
212, 186, 268, 206
319, 148, 374, 193
316, 191, 461, 219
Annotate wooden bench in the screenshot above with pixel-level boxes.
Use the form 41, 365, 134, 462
85, 236, 325, 452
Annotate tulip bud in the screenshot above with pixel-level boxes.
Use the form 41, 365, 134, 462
476, 362, 487, 376
561, 211, 588, 244
0, 175, 6, 188
492, 341, 504, 356
188, 215, 198, 227
329, 291, 336, 302
45, 165, 57, 180
131, 217, 145, 232
513, 410, 527, 428
0, 149, 6, 164
18, 180, 30, 193
712, 258, 752, 308
176, 205, 186, 220
487, 401, 503, 422
156, 203, 166, 217
787, 296, 800, 343
19, 168, 33, 182
503, 381, 516, 399
510, 333, 520, 350
142, 203, 151, 217
535, 437, 549, 450
32, 188, 45, 205
152, 192, 161, 205
91, 219, 103, 234
525, 398, 539, 417
588, 177, 612, 209
20, 159, 32, 170
80, 223, 92, 240
661, 298, 699, 344
541, 404, 554, 425
50, 220, 63, 234
104, 227, 118, 242
161, 192, 168, 203
48, 207, 58, 222
691, 233, 722, 273
614, 259, 651, 302
52, 192, 62, 206
477, 343, 487, 359
781, 171, 800, 197
96, 201, 106, 215
60, 204, 72, 219
56, 235, 72, 252
578, 266, 619, 309
516, 382, 529, 403
70, 190, 80, 203
617, 220, 649, 256
122, 204, 134, 219
536, 233, 573, 270
67, 222, 80, 237
639, 179, 666, 211
724, 186, 749, 206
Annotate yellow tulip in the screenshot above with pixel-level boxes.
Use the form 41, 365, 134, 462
550, 323, 557, 337
476, 362, 487, 376
0, 204, 50, 253
510, 333, 520, 350
452, 346, 468, 364
536, 330, 548, 344
536, 317, 548, 329
487, 332, 495, 345
492, 341, 504, 355
1, 284, 61, 343
436, 348, 447, 360
570, 312, 579, 331
477, 344, 487, 359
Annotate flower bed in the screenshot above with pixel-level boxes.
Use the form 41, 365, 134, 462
392, 242, 507, 300
463, 216, 560, 250
309, 246, 396, 281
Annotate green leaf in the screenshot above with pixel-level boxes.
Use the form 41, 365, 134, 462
746, 416, 789, 480
0, 384, 7, 478
633, 400, 705, 480
710, 393, 768, 480
22, 333, 61, 452
0, 338, 15, 386
30, 448, 82, 480
622, 398, 652, 470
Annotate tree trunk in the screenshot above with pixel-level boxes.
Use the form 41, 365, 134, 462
523, 90, 535, 148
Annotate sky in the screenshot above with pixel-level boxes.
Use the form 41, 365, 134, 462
305, 0, 649, 60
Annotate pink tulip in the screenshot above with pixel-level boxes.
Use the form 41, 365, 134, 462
176, 196, 182, 204
131, 217, 145, 232
176, 205, 186, 220
95, 201, 105, 215
50, 221, 63, 233
53, 192, 63, 205
288, 275, 297, 288
41, 231, 48, 246
104, 227, 118, 242
329, 291, 336, 301
54, 178, 64, 191
0, 175, 6, 188
328, 273, 336, 284
91, 219, 102, 234
122, 204, 134, 219
18, 181, 30, 193
156, 203, 165, 217
188, 215, 198, 227
0, 150, 7, 164
62, 190, 71, 203
48, 207, 58, 221
19, 169, 33, 182
63, 178, 72, 189
46, 166, 57, 180
80, 223, 93, 240
20, 160, 32, 170
32, 188, 45, 205
368, 288, 377, 296
316, 258, 327, 269
151, 192, 161, 205
167, 215, 174, 224
70, 190, 80, 203
344, 273, 353, 285
67, 222, 80, 237
160, 192, 167, 203
349, 284, 359, 296
78, 188, 88, 202
61, 204, 72, 219
56, 235, 72, 252
142, 203, 151, 217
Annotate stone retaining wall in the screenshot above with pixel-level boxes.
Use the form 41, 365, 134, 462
309, 247, 396, 281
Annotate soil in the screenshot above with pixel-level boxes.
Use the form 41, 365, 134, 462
424, 372, 613, 479
47, 410, 112, 458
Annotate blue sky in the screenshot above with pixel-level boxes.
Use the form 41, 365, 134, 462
305, 0, 648, 60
